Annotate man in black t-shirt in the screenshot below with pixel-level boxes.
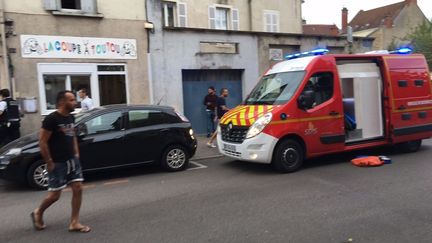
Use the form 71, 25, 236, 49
207, 88, 229, 147
203, 86, 217, 137
31, 91, 91, 233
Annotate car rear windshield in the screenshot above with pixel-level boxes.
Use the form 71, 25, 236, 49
245, 71, 305, 105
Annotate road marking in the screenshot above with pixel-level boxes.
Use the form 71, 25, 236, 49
103, 179, 129, 186
188, 161, 208, 170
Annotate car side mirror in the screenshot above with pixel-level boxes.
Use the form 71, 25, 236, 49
297, 90, 315, 110
76, 124, 87, 137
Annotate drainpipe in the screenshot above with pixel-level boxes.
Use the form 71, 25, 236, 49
248, 0, 253, 31
0, 0, 10, 91
144, 0, 154, 104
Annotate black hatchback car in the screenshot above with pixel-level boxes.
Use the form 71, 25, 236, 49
0, 105, 197, 189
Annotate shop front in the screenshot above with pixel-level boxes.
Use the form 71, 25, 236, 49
14, 34, 147, 134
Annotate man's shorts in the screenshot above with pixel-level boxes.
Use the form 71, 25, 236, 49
48, 158, 84, 191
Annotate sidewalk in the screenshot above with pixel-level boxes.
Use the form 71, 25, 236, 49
192, 135, 224, 161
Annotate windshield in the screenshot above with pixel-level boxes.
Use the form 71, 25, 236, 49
245, 71, 305, 105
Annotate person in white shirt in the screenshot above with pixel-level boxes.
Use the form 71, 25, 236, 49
78, 88, 94, 112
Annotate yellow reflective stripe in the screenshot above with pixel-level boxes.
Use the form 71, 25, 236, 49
270, 115, 343, 125
221, 106, 247, 124
258, 105, 264, 115
248, 106, 255, 124
239, 112, 246, 126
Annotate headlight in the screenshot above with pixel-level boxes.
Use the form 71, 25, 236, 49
246, 113, 273, 139
0, 148, 22, 167
189, 129, 194, 136
6, 148, 22, 156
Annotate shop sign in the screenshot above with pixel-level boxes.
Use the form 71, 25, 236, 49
21, 35, 137, 59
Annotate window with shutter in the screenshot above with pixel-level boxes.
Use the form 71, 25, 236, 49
81, 0, 97, 13
215, 8, 228, 30
43, 0, 59, 10
178, 2, 187, 27
61, 0, 81, 10
264, 10, 279, 33
232, 9, 239, 30
209, 6, 216, 29
48, 0, 99, 15
163, 2, 176, 27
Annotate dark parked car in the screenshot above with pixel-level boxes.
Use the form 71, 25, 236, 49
0, 105, 197, 189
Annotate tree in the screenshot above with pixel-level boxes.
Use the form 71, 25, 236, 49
407, 20, 432, 68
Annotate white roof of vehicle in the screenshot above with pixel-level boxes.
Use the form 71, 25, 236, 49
265, 56, 317, 75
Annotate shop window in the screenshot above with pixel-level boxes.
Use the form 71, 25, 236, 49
43, 75, 67, 110
70, 75, 91, 106
98, 75, 126, 106
38, 63, 128, 115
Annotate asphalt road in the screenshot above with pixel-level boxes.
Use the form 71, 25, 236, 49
1, 139, 432, 243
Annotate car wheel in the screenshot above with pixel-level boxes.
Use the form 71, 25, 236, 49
272, 139, 304, 173
27, 160, 49, 190
161, 145, 189, 172
397, 140, 422, 153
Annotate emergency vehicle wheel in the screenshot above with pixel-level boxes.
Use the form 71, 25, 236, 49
272, 139, 304, 173
397, 140, 422, 153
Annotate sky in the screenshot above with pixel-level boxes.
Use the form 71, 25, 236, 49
302, 0, 432, 28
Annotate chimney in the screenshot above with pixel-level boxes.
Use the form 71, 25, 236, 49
342, 7, 348, 34
384, 15, 393, 28
405, 0, 417, 5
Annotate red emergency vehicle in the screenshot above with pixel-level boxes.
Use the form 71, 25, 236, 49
217, 49, 432, 172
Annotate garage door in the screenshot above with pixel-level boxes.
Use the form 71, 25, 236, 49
182, 69, 243, 134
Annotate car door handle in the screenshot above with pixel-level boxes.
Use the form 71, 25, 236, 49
160, 128, 170, 132
329, 111, 339, 116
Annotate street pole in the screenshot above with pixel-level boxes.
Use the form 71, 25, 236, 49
347, 26, 353, 54
0, 0, 10, 90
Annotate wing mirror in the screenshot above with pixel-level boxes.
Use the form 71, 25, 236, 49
297, 90, 315, 110
76, 124, 88, 137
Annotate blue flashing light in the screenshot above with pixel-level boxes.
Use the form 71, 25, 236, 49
285, 48, 330, 60
311, 48, 329, 55
390, 47, 413, 54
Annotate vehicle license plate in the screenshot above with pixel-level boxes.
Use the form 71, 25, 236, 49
223, 143, 237, 152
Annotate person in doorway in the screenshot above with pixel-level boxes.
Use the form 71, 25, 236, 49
207, 88, 229, 148
78, 88, 93, 112
0, 89, 21, 146
203, 86, 217, 137
31, 91, 91, 233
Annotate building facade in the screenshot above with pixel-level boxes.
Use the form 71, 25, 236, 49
148, 0, 373, 134
345, 0, 429, 50
0, 0, 150, 134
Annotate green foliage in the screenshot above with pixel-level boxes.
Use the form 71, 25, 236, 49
387, 39, 398, 51
407, 20, 432, 69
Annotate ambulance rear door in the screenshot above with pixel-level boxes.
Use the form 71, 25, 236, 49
384, 55, 432, 143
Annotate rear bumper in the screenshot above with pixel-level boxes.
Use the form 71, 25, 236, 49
217, 132, 278, 164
